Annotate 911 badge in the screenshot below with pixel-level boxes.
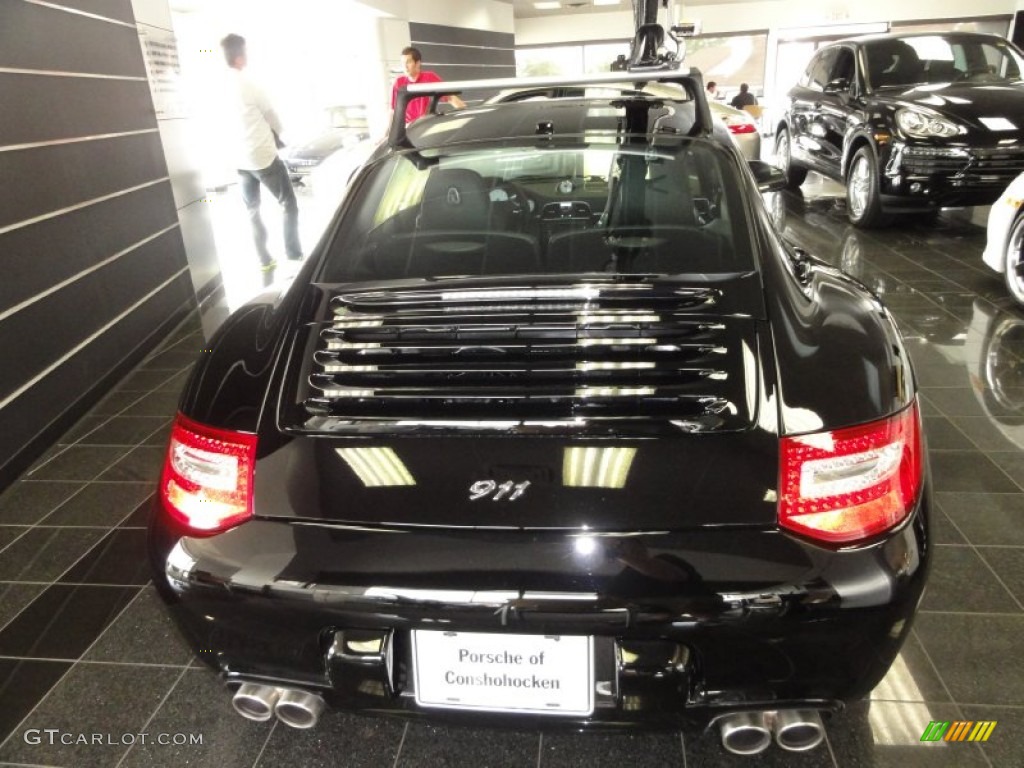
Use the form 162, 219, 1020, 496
469, 480, 531, 501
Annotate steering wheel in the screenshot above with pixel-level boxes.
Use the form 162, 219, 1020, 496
490, 182, 533, 230
956, 66, 996, 81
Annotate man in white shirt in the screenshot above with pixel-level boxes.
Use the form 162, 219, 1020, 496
220, 34, 302, 270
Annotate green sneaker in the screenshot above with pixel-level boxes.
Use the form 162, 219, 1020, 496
260, 260, 278, 273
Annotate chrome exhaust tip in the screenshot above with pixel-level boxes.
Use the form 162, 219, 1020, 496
231, 683, 280, 722
719, 711, 772, 755
773, 709, 825, 752
274, 689, 326, 729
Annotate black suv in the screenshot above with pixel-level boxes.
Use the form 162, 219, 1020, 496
776, 32, 1024, 227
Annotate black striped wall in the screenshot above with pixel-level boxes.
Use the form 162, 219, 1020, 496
0, 0, 195, 489
408, 22, 516, 100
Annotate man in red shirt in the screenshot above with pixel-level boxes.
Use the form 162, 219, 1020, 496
391, 46, 466, 124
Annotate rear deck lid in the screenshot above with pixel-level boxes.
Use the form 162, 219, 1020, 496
260, 275, 778, 530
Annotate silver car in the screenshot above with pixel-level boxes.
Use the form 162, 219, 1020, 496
709, 100, 761, 161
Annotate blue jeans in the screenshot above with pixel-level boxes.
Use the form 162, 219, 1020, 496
238, 157, 302, 264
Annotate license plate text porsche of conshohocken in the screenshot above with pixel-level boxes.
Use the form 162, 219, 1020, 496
412, 630, 594, 715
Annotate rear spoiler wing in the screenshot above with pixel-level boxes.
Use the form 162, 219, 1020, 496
389, 65, 713, 149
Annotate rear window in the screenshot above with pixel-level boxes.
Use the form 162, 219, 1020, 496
319, 140, 754, 283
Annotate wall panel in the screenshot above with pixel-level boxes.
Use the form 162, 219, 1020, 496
29, 0, 136, 25
0, 74, 155, 147
0, 0, 143, 75
409, 21, 515, 86
0, 272, 193, 482
0, 230, 186, 397
430, 65, 517, 82
0, 132, 167, 233
0, 181, 178, 315
414, 43, 517, 67
410, 23, 514, 50
0, 0, 195, 488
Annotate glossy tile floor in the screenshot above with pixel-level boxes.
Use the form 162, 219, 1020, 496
1, 176, 1023, 767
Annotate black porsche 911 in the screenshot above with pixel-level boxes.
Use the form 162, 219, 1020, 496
148, 66, 930, 757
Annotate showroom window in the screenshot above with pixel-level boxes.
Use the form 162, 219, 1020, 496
516, 42, 629, 76
682, 33, 768, 100
891, 16, 1011, 37
515, 34, 767, 92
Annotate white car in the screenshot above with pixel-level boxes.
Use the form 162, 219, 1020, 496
982, 171, 1024, 308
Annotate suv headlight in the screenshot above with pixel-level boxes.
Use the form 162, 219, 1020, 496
895, 108, 963, 139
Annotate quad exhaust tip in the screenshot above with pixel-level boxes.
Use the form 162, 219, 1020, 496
231, 684, 325, 729
231, 683, 280, 722
231, 684, 824, 745
719, 711, 772, 755
773, 709, 825, 752
274, 689, 326, 729
719, 709, 825, 755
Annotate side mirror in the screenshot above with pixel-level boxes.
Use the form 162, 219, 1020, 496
823, 77, 850, 94
749, 160, 788, 193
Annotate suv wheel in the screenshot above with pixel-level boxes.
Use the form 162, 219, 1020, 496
846, 146, 889, 228
774, 128, 807, 189
1005, 210, 1024, 308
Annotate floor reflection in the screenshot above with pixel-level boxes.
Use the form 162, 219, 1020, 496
765, 180, 1024, 441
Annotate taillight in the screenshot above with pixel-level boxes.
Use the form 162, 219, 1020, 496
779, 402, 922, 545
159, 413, 257, 535
720, 114, 757, 134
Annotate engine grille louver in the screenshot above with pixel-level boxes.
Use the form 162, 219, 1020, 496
302, 284, 754, 430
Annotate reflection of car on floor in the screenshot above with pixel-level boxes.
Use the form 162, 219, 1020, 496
283, 105, 371, 183
776, 32, 1024, 228
965, 299, 1024, 432
983, 170, 1024, 307
763, 190, 874, 285
148, 62, 930, 758
926, 298, 1024, 437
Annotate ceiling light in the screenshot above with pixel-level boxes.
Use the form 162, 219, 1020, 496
593, 0, 620, 5
533, 1, 561, 9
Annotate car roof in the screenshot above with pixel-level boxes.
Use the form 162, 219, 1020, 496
387, 69, 721, 154
840, 31, 1010, 46
403, 97, 708, 152
491, 82, 749, 118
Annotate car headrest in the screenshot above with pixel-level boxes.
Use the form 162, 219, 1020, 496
868, 41, 923, 85
419, 168, 489, 231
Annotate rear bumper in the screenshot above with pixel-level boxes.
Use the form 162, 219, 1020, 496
148, 501, 930, 729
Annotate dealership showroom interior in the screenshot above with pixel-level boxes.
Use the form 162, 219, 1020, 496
4, 0, 1024, 765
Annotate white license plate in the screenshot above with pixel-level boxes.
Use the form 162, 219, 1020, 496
412, 630, 594, 716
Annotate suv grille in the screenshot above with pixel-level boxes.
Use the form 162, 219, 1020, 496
966, 147, 1024, 183
901, 146, 1024, 184
302, 284, 757, 430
